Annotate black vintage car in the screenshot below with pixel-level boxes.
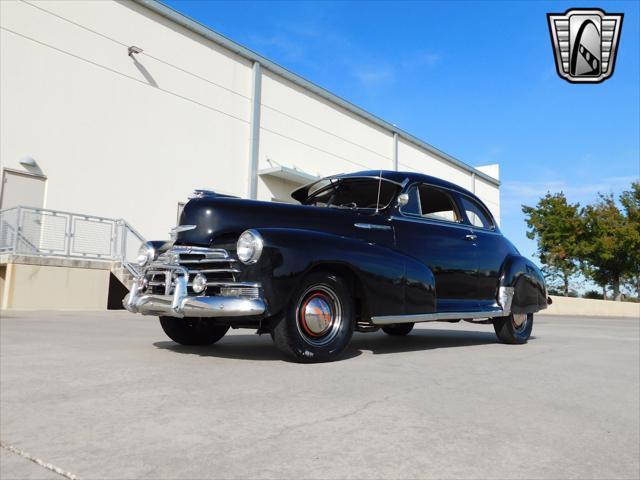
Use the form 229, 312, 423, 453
125, 171, 548, 362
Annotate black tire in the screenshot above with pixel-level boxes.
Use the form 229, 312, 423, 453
159, 317, 229, 346
272, 272, 354, 363
382, 323, 415, 336
493, 313, 533, 345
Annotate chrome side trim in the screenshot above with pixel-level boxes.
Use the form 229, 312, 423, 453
371, 309, 504, 325
391, 215, 474, 233
354, 223, 392, 231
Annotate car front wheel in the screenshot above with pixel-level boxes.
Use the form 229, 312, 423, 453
159, 317, 229, 345
493, 313, 533, 344
272, 272, 354, 363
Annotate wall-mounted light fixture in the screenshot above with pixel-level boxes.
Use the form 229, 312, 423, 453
128, 45, 143, 57
19, 156, 44, 176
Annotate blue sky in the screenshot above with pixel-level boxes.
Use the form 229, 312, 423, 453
164, 0, 639, 264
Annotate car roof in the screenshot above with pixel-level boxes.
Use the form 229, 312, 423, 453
291, 170, 476, 202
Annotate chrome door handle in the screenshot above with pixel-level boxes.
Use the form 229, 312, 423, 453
355, 223, 392, 231
465, 234, 477, 241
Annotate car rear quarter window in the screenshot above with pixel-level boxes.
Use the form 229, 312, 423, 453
460, 195, 494, 229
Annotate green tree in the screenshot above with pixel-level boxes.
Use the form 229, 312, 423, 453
581, 189, 638, 301
522, 193, 582, 296
619, 182, 640, 297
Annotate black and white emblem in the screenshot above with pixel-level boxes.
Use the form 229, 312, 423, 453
547, 8, 623, 83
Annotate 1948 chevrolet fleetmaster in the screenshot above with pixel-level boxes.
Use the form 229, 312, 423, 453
125, 171, 549, 362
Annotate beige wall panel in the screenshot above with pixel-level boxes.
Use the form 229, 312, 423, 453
2, 264, 109, 310
0, 266, 6, 310
541, 296, 640, 318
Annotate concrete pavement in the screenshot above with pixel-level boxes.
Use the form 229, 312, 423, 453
1, 311, 638, 479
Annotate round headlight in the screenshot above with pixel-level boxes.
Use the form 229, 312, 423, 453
192, 273, 207, 293
136, 242, 156, 267
236, 230, 263, 264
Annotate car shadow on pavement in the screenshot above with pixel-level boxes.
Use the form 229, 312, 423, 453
348, 328, 500, 356
153, 336, 363, 361
153, 328, 502, 362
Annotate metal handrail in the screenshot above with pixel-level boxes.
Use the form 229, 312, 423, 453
0, 206, 146, 272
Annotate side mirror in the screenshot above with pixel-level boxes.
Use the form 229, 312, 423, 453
397, 193, 409, 207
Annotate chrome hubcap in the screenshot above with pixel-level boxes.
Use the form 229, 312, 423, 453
296, 285, 342, 346
301, 294, 333, 336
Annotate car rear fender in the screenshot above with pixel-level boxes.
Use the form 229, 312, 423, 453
499, 255, 548, 314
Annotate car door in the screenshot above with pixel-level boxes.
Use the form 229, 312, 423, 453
456, 193, 513, 306
392, 183, 480, 313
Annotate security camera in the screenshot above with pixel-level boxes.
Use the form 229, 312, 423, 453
128, 46, 144, 57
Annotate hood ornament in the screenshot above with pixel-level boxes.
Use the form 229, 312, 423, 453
169, 224, 196, 240
189, 189, 217, 199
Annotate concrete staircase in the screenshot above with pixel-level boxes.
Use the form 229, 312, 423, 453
111, 263, 137, 291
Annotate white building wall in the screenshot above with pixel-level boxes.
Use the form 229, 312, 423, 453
257, 71, 394, 202
0, 0, 501, 239
0, 0, 252, 239
475, 176, 501, 224
398, 139, 473, 191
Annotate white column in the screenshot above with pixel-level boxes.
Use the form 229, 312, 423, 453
248, 62, 262, 199
392, 132, 398, 171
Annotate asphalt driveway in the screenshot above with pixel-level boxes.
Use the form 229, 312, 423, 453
1, 311, 638, 479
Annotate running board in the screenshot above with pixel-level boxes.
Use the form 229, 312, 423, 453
371, 309, 505, 325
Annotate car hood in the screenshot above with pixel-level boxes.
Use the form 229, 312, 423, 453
175, 195, 386, 247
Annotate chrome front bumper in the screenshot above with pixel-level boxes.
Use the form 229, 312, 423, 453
124, 275, 266, 318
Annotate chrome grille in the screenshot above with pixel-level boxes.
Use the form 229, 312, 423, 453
144, 246, 242, 295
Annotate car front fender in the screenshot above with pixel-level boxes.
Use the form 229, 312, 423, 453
237, 228, 435, 319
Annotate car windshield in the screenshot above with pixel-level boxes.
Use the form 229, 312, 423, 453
303, 178, 400, 210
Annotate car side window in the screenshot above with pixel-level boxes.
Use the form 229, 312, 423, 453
459, 195, 494, 229
400, 184, 460, 223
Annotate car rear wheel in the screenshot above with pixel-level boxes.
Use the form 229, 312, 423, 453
493, 313, 533, 344
272, 272, 354, 363
382, 323, 414, 336
159, 317, 229, 345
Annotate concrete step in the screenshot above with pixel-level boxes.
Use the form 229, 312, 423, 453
111, 263, 136, 291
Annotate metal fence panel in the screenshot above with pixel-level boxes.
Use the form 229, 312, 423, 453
0, 208, 18, 252
0, 206, 145, 270
71, 217, 114, 258
38, 212, 69, 254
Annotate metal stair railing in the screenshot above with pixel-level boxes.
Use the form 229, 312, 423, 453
0, 206, 145, 275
